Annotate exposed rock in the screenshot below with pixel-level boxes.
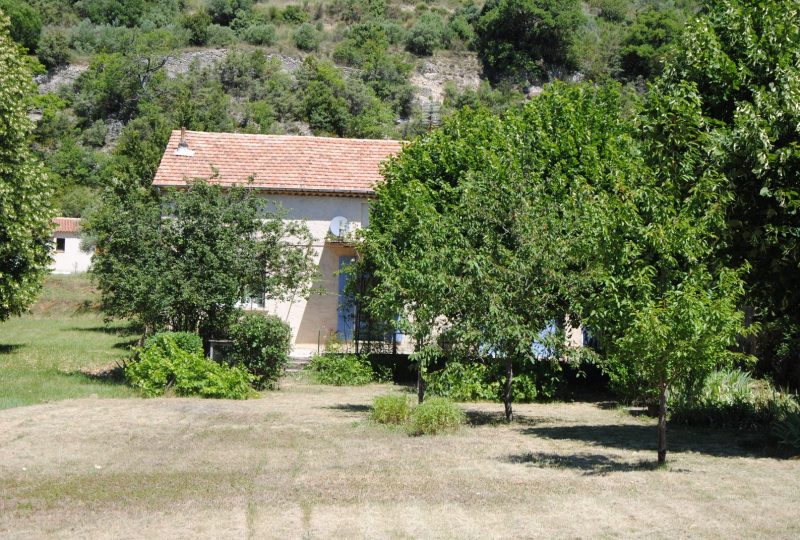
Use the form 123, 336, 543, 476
409, 52, 482, 107
36, 64, 88, 94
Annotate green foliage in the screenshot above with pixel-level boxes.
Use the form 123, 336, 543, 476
772, 410, 800, 451
36, 26, 70, 69
370, 393, 412, 425
0, 0, 42, 51
672, 369, 799, 429
426, 360, 561, 402
307, 353, 377, 386
228, 312, 291, 389
619, 7, 684, 81
87, 181, 316, 343
206, 23, 236, 45
126, 335, 255, 399
281, 4, 308, 24
0, 12, 53, 321
405, 12, 449, 56
292, 22, 320, 51
143, 331, 204, 356
242, 23, 276, 45
407, 397, 465, 435
475, 0, 585, 81
74, 0, 146, 27
657, 0, 800, 389
181, 11, 212, 46
207, 0, 253, 26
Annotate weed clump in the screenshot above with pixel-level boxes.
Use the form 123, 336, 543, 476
370, 394, 412, 425
407, 397, 465, 435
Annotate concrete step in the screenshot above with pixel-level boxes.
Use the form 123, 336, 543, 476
286, 356, 312, 373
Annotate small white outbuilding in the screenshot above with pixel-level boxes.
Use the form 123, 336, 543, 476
51, 217, 92, 274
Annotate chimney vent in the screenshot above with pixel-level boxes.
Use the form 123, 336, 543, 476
175, 127, 195, 157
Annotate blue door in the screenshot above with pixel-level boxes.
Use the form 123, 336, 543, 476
337, 256, 355, 340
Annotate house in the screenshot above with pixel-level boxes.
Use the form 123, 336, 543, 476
152, 129, 403, 356
51, 217, 92, 274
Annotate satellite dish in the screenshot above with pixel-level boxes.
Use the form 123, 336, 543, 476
329, 216, 349, 237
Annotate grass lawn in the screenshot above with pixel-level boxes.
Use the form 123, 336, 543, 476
0, 275, 137, 410
1, 276, 799, 538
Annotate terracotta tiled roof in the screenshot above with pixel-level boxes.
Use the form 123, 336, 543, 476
53, 217, 81, 234
152, 130, 403, 196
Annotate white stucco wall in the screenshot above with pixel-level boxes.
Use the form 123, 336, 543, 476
252, 194, 370, 355
51, 233, 92, 274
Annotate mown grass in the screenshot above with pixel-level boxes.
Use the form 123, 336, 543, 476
0, 275, 137, 409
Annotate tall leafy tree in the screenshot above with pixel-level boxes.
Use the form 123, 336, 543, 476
87, 181, 316, 344
658, 0, 800, 385
0, 11, 53, 320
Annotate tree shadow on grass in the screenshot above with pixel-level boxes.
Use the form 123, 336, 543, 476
0, 343, 24, 354
326, 403, 372, 413
503, 451, 659, 475
521, 423, 779, 459
70, 325, 140, 336
465, 410, 555, 427
70, 362, 127, 385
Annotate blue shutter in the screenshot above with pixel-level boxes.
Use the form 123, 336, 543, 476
337, 256, 355, 340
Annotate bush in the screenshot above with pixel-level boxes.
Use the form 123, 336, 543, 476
426, 361, 558, 403
371, 393, 412, 425
307, 353, 375, 385
0, 0, 41, 51
293, 22, 320, 51
126, 335, 254, 399
207, 0, 254, 26
405, 12, 449, 56
143, 331, 204, 356
772, 410, 800, 452
228, 312, 291, 389
182, 11, 212, 46
407, 397, 465, 435
207, 24, 237, 46
241, 23, 276, 45
281, 4, 308, 24
74, 0, 145, 27
671, 369, 799, 428
37, 27, 71, 69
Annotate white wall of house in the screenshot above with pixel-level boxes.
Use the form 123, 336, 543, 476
51, 233, 92, 274
250, 193, 370, 355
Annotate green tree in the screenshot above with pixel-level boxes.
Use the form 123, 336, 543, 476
619, 7, 685, 81
0, 0, 41, 51
87, 181, 316, 345
0, 12, 53, 320
657, 0, 800, 387
475, 0, 585, 82
586, 82, 749, 464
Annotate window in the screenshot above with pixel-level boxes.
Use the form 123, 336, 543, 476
55, 237, 65, 253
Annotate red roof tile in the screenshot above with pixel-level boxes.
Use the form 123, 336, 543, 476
152, 130, 403, 196
53, 217, 81, 233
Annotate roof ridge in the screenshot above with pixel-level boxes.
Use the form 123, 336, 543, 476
172, 129, 405, 145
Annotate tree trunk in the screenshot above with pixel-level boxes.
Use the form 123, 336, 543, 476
503, 358, 514, 422
417, 363, 426, 404
657, 380, 668, 464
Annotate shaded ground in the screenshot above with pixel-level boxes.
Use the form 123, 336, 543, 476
1, 381, 798, 539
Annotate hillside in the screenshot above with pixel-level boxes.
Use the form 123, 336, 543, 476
2, 0, 697, 216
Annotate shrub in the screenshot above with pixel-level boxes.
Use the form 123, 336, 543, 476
37, 27, 71, 69
371, 393, 412, 425
671, 369, 799, 428
143, 331, 204, 356
281, 4, 309, 24
293, 22, 320, 51
74, 0, 146, 27
228, 312, 291, 389
182, 11, 212, 46
405, 12, 449, 56
207, 0, 254, 26
126, 335, 254, 399
426, 361, 556, 403
307, 353, 374, 385
772, 410, 800, 452
241, 23, 276, 45
407, 397, 465, 435
0, 0, 41, 51
207, 24, 237, 46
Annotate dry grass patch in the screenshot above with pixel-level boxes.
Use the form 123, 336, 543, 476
1, 380, 799, 538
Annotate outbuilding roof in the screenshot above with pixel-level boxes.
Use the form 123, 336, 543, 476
152, 130, 403, 196
53, 217, 81, 234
